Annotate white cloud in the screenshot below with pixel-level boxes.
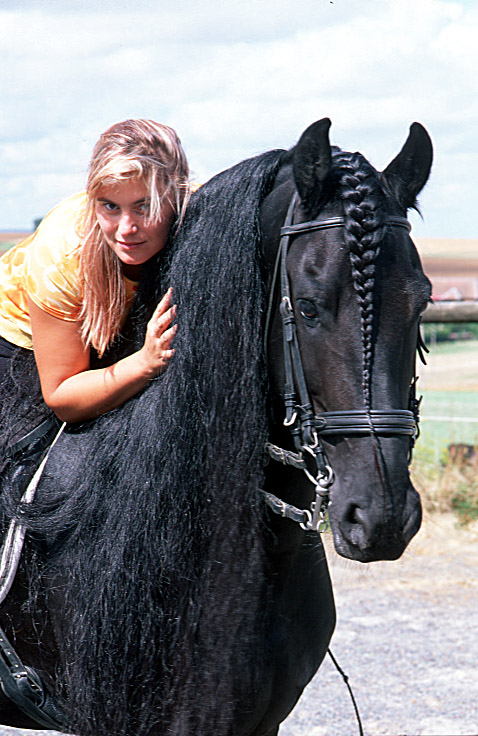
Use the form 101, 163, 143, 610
0, 0, 477, 237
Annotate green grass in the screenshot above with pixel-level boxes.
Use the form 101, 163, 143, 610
412, 358, 478, 525
426, 338, 478, 356
418, 389, 478, 449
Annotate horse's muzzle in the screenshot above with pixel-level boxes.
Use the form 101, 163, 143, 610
329, 481, 422, 562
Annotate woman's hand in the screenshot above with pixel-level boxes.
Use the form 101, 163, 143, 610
137, 288, 177, 377
28, 288, 178, 423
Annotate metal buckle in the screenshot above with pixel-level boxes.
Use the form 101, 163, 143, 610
300, 499, 329, 533
300, 444, 335, 490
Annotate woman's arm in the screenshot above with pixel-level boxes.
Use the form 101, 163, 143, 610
28, 290, 176, 423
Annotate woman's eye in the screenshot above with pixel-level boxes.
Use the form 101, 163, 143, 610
101, 202, 118, 213
297, 299, 320, 324
136, 202, 150, 215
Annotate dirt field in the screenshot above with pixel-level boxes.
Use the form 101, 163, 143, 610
422, 258, 478, 276
1, 233, 477, 271
1, 515, 476, 736
0, 232, 29, 248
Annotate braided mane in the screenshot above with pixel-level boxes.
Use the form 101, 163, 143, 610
332, 150, 387, 408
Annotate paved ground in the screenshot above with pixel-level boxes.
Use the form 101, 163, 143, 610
0, 513, 476, 736
281, 513, 478, 736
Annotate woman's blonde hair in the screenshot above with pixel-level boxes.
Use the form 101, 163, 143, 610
78, 119, 190, 356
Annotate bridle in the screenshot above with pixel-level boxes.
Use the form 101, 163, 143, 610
263, 193, 424, 533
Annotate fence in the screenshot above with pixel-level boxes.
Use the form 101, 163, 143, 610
423, 301, 478, 322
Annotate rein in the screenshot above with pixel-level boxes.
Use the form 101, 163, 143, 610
264, 193, 421, 533
0, 423, 67, 731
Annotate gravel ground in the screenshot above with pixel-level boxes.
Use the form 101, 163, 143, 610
281, 513, 478, 736
0, 513, 476, 736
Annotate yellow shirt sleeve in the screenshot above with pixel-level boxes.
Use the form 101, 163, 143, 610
0, 191, 139, 350
23, 193, 87, 321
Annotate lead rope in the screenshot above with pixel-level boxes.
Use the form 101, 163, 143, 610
327, 647, 364, 736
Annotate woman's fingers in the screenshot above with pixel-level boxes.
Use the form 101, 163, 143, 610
153, 287, 174, 318
140, 290, 178, 375
159, 348, 175, 362
149, 306, 175, 337
158, 323, 178, 349
150, 290, 177, 336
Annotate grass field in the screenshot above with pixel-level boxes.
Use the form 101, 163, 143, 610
412, 338, 478, 523
413, 338, 478, 461
419, 390, 478, 451
417, 338, 478, 449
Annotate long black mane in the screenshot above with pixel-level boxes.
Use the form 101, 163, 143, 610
0, 141, 402, 736
1, 149, 285, 735
0, 119, 434, 736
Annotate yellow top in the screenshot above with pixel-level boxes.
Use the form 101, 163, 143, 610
0, 192, 138, 350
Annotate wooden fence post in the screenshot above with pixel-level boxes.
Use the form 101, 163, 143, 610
423, 301, 478, 323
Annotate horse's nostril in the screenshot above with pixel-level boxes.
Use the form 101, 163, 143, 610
345, 504, 365, 527
344, 505, 371, 549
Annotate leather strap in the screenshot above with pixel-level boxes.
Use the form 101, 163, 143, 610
0, 423, 67, 730
0, 625, 66, 731
314, 410, 416, 436
262, 491, 310, 526
3, 416, 61, 460
281, 215, 411, 237
263, 192, 420, 533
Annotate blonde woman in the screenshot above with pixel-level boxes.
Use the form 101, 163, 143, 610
0, 119, 190, 424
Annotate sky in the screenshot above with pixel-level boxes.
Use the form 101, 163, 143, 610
0, 0, 477, 239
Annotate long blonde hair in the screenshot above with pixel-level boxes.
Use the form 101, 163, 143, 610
78, 119, 190, 356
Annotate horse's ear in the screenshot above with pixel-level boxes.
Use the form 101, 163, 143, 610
293, 118, 332, 213
382, 123, 433, 209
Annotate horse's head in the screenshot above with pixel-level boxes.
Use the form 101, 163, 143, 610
262, 118, 433, 562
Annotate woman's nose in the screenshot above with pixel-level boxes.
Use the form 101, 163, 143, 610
118, 213, 138, 236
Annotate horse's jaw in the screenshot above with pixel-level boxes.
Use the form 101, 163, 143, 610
327, 477, 422, 563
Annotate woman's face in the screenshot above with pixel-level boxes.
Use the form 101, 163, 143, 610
95, 179, 175, 279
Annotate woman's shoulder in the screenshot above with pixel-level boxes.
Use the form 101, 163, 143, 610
23, 193, 89, 318
36, 192, 87, 240
28, 192, 87, 262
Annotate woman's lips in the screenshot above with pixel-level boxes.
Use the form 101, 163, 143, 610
116, 240, 146, 248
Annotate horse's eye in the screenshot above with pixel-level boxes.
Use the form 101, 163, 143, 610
297, 299, 320, 325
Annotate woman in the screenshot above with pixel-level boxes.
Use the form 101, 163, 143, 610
0, 119, 190, 424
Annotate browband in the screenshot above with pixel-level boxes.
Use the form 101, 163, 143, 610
281, 215, 411, 237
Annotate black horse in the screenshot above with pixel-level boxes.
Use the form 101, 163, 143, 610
0, 118, 432, 736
